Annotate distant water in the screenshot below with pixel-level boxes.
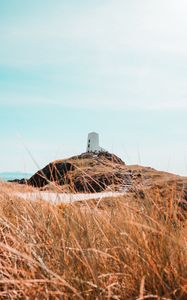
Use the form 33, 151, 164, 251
0, 172, 32, 182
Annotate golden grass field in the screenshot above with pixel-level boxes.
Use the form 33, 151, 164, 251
0, 180, 186, 299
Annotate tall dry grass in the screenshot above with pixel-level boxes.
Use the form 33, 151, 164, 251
0, 183, 186, 299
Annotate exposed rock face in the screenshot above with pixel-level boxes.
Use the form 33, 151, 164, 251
28, 162, 75, 188
25, 152, 126, 192
73, 172, 122, 193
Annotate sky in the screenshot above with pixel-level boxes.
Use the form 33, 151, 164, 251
0, 0, 187, 175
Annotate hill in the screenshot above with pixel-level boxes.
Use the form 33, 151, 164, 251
16, 152, 126, 192
8, 152, 187, 217
10, 151, 186, 197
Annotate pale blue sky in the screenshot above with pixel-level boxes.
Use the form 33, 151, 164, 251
0, 0, 187, 175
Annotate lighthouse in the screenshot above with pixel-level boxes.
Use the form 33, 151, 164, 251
86, 132, 106, 153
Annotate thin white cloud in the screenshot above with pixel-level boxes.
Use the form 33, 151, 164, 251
1, 0, 187, 62
1, 0, 187, 110
1, 88, 187, 111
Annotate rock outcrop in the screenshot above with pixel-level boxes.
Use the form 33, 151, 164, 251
28, 162, 75, 188
24, 152, 127, 192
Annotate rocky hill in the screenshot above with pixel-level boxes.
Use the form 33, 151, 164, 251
8, 151, 187, 219
25, 152, 126, 192
9, 152, 187, 200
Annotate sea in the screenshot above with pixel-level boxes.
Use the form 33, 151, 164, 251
0, 172, 32, 182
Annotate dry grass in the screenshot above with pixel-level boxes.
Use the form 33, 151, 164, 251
0, 182, 186, 299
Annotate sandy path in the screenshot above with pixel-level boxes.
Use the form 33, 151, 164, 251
14, 191, 125, 204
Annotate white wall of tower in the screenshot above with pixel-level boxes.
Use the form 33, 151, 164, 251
87, 132, 100, 152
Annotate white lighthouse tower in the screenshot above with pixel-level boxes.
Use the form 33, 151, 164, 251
86, 132, 105, 153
